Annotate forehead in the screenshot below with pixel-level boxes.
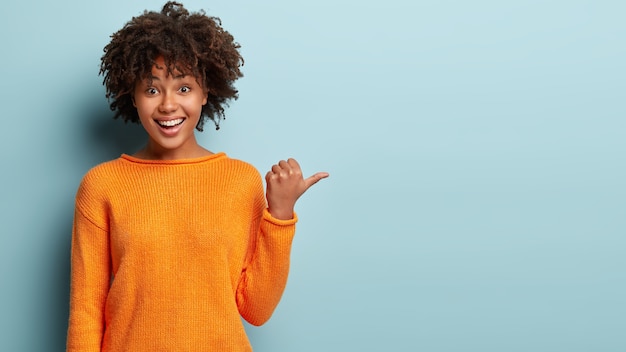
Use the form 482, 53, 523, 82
152, 56, 169, 70
137, 56, 204, 89
148, 56, 192, 78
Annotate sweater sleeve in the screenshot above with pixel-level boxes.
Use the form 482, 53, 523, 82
67, 178, 111, 352
235, 176, 298, 326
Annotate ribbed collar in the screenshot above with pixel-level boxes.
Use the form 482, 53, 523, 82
120, 152, 227, 165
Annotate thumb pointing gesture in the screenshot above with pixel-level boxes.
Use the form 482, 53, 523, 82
304, 171, 330, 190
265, 158, 329, 220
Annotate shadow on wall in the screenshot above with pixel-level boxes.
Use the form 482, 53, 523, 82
83, 99, 147, 162
58, 92, 149, 168
47, 208, 74, 351
50, 93, 146, 351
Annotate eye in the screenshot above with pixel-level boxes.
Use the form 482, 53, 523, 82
145, 87, 158, 95
179, 85, 191, 93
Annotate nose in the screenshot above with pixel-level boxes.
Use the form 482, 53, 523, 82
158, 92, 178, 113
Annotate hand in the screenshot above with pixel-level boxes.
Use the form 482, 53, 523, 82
265, 158, 329, 220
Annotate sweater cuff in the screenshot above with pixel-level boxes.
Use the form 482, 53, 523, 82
262, 208, 298, 226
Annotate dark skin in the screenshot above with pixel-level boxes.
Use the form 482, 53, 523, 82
266, 158, 329, 220
101, 2, 328, 219
133, 57, 328, 219
100, 1, 244, 132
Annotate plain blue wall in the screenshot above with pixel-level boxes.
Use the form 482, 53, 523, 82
1, 1, 625, 351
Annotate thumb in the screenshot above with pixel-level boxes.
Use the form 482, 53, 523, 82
303, 172, 330, 190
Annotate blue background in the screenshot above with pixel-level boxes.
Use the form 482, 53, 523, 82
1, 1, 625, 351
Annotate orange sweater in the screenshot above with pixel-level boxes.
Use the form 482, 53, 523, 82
67, 152, 297, 352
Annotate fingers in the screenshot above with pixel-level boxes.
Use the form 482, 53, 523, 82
287, 158, 300, 170
269, 158, 302, 178
267, 158, 329, 190
265, 158, 328, 219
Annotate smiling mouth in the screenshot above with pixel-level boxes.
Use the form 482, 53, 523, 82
156, 118, 185, 128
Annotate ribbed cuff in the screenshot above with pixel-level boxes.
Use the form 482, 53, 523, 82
262, 208, 298, 225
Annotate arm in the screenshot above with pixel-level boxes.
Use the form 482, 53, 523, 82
66, 183, 111, 352
236, 158, 327, 325
236, 209, 297, 326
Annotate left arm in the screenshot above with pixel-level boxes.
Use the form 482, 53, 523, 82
236, 158, 328, 325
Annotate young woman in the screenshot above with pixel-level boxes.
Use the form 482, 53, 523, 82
67, 2, 328, 351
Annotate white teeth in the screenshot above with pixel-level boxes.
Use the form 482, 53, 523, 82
157, 118, 184, 127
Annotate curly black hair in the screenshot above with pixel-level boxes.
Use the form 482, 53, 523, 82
100, 1, 243, 131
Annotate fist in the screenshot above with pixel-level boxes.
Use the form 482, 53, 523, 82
265, 158, 329, 220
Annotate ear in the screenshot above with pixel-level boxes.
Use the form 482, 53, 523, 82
131, 95, 136, 107
202, 90, 208, 106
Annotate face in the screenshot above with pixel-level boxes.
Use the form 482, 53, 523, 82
133, 56, 208, 159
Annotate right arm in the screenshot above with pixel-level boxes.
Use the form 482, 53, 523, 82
66, 180, 111, 352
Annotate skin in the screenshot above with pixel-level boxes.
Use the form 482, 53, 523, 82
133, 57, 210, 160
133, 56, 328, 219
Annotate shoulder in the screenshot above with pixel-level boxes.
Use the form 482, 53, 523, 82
76, 157, 128, 201
217, 156, 265, 196
80, 158, 127, 188
219, 155, 263, 180
225, 157, 260, 175
74, 158, 126, 221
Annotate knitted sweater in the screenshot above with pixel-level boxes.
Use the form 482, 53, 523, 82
67, 152, 297, 352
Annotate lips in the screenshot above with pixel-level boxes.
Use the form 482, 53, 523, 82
153, 117, 186, 137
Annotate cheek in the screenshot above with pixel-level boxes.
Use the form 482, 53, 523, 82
135, 105, 153, 124
134, 98, 153, 115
